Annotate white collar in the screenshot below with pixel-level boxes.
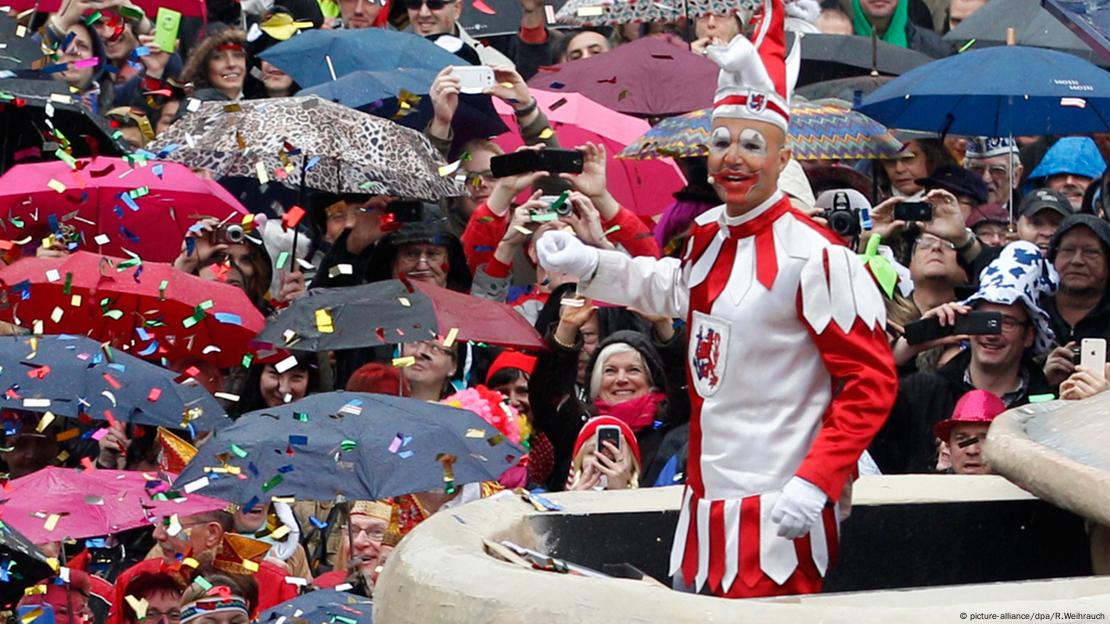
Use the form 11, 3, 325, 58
720, 190, 785, 228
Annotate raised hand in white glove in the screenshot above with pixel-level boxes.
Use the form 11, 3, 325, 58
535, 230, 600, 280
770, 477, 827, 540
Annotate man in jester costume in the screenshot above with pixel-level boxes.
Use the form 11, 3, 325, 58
535, 0, 898, 598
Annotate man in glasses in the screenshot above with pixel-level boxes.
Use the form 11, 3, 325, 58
965, 137, 1024, 216
873, 242, 1056, 475
403, 0, 513, 67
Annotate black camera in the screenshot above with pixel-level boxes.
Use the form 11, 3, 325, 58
822, 191, 861, 238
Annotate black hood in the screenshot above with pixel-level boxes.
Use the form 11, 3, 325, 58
364, 212, 472, 293
1048, 213, 1110, 263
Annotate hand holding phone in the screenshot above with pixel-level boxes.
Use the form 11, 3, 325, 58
894, 202, 933, 222
450, 65, 495, 94
1080, 338, 1107, 381
153, 7, 182, 54
595, 425, 621, 459
490, 148, 584, 178
903, 311, 1002, 346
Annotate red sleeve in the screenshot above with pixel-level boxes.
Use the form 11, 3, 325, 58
461, 201, 509, 274
603, 207, 661, 258
255, 561, 300, 613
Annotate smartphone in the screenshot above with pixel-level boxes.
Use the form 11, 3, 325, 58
385, 199, 423, 223
490, 148, 584, 178
902, 311, 1002, 345
153, 7, 182, 54
596, 425, 621, 456
894, 202, 933, 222
451, 65, 495, 94
1080, 338, 1107, 380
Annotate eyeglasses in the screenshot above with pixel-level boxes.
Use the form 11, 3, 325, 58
967, 164, 1010, 179
145, 609, 183, 624
403, 0, 455, 10
1056, 246, 1104, 261
914, 236, 955, 253
397, 246, 447, 265
1000, 314, 1030, 331
341, 524, 387, 541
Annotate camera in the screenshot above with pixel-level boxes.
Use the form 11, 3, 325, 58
539, 194, 573, 217
822, 191, 862, 238
210, 224, 245, 245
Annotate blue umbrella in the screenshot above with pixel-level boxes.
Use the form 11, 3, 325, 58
259, 29, 463, 90
259, 590, 373, 624
298, 69, 439, 109
856, 45, 1110, 136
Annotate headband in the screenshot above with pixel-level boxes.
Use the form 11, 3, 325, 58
180, 597, 249, 624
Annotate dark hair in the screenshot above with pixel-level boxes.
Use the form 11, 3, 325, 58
874, 138, 957, 198
121, 573, 186, 623
181, 27, 248, 92
487, 367, 527, 389
557, 28, 610, 61
234, 358, 322, 417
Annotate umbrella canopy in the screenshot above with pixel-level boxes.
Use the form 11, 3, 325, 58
0, 79, 129, 175
0, 467, 228, 545
492, 89, 685, 216
258, 29, 462, 90
0, 14, 46, 72
0, 334, 230, 430
793, 33, 933, 87
795, 75, 893, 103
0, 520, 54, 607
556, 0, 758, 27
254, 278, 544, 352
945, 0, 1104, 64
0, 157, 247, 263
619, 102, 903, 161
856, 45, 1110, 136
258, 590, 373, 624
2, 0, 204, 16
0, 252, 265, 369
528, 37, 717, 117
148, 96, 463, 200
171, 391, 524, 505
1044, 0, 1110, 65
298, 69, 440, 107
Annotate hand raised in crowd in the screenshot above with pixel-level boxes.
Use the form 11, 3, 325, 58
279, 268, 307, 302
567, 461, 603, 491
1044, 340, 1078, 388
137, 34, 173, 79
554, 294, 596, 348
488, 66, 539, 127
428, 67, 461, 141
890, 302, 971, 367
592, 440, 634, 490
563, 143, 619, 220
52, 0, 127, 31
1059, 364, 1110, 401
346, 195, 394, 255
562, 192, 614, 251
916, 188, 977, 256
486, 145, 547, 217
173, 217, 229, 274
36, 237, 70, 259
497, 192, 543, 254
96, 420, 129, 469
628, 306, 676, 342
866, 196, 908, 242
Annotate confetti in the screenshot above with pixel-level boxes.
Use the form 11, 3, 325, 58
124, 596, 149, 620
465, 428, 485, 438
35, 411, 55, 431
388, 433, 404, 454
271, 526, 291, 540
43, 513, 61, 532
46, 179, 66, 193
255, 162, 270, 185
544, 4, 555, 22
315, 309, 334, 334
391, 356, 415, 368
274, 355, 299, 374
442, 327, 459, 348
241, 559, 259, 573
182, 477, 209, 493
282, 206, 305, 230
147, 388, 162, 402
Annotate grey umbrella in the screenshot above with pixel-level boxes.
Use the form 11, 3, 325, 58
945, 0, 1105, 64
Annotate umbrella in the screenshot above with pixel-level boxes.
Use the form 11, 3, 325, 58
791, 33, 933, 87
527, 36, 718, 117
0, 157, 247, 263
555, 0, 758, 27
855, 45, 1110, 136
258, 29, 462, 91
458, 0, 569, 37
1, 0, 205, 16
298, 71, 508, 155
171, 391, 525, 505
148, 96, 463, 200
0, 334, 231, 430
0, 467, 228, 545
254, 278, 544, 352
258, 590, 373, 624
795, 75, 893, 103
618, 101, 903, 161
1044, 0, 1110, 64
0, 14, 45, 72
0, 79, 129, 174
0, 252, 265, 369
492, 89, 685, 216
0, 520, 55, 607
946, 0, 1104, 64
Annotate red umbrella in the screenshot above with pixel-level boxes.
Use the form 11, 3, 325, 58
0, 252, 265, 368
0, 467, 228, 545
0, 157, 246, 263
528, 37, 718, 117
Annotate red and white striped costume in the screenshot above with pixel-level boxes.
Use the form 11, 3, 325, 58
578, 191, 897, 597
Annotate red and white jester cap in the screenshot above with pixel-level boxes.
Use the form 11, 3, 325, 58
708, 0, 800, 132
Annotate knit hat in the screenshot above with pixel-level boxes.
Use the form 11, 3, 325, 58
933, 389, 1006, 442
963, 241, 1058, 354
485, 350, 537, 385
707, 0, 798, 131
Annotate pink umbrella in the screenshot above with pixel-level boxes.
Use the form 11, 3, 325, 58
0, 157, 247, 263
0, 467, 228, 545
4, 0, 206, 16
493, 90, 686, 216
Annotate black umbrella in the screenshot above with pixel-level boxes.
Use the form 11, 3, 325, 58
253, 278, 545, 353
0, 520, 55, 607
789, 33, 933, 87
948, 0, 1105, 64
0, 335, 231, 432
0, 79, 129, 174
795, 75, 894, 104
259, 590, 373, 624
0, 14, 45, 72
171, 391, 524, 506
458, 0, 569, 37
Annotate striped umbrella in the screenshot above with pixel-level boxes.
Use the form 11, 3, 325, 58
618, 101, 904, 161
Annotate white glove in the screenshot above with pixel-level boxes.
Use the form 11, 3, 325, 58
535, 230, 600, 280
266, 501, 301, 561
770, 477, 827, 540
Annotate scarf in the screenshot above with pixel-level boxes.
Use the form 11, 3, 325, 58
851, 0, 909, 48
593, 391, 666, 432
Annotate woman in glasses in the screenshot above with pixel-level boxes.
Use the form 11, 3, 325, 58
119, 573, 187, 624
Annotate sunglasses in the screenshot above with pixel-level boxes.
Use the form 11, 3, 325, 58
404, 0, 455, 10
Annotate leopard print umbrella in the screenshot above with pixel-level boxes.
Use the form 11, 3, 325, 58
148, 95, 464, 200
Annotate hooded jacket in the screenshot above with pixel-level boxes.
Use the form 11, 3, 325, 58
1041, 214, 1110, 345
